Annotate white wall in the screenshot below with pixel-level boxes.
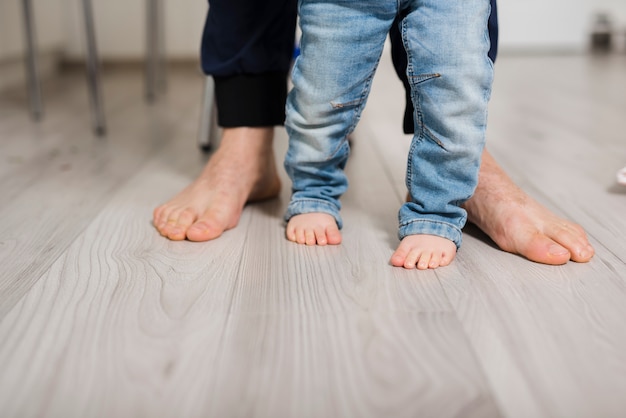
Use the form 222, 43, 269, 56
594, 0, 626, 24
62, 0, 207, 61
0, 1, 206, 62
0, 0, 65, 60
0, 0, 66, 91
498, 0, 626, 52
498, 0, 591, 52
2, 0, 626, 63
67, 0, 626, 58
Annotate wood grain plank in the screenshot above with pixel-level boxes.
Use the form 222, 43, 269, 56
0, 69, 204, 318
1, 52, 625, 418
437, 232, 626, 418
208, 128, 502, 417
207, 310, 500, 418
0, 145, 250, 418
361, 49, 626, 417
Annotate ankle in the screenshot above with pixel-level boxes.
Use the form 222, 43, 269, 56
222, 127, 274, 145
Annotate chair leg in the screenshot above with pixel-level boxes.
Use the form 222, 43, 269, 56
198, 76, 220, 152
21, 0, 43, 121
81, 0, 106, 136
145, 0, 157, 102
156, 0, 167, 94
145, 0, 167, 102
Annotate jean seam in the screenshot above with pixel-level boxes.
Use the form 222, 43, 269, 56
399, 218, 461, 229
285, 199, 342, 227
398, 218, 463, 247
287, 198, 340, 213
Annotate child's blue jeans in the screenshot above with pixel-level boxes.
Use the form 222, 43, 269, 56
284, 0, 494, 248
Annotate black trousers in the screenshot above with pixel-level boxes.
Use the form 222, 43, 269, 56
201, 0, 498, 130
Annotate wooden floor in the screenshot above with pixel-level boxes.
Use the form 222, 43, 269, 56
1, 51, 625, 418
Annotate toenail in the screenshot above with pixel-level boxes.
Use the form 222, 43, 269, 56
549, 244, 569, 256
578, 246, 594, 259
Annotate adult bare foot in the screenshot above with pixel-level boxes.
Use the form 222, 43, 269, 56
390, 234, 457, 270
464, 149, 595, 265
153, 127, 281, 241
286, 213, 342, 246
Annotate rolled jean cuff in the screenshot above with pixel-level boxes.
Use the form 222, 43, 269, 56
398, 219, 462, 249
284, 199, 343, 229
214, 72, 288, 127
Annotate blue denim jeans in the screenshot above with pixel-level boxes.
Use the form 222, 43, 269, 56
284, 0, 494, 248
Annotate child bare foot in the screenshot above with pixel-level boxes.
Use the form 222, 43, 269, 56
390, 234, 457, 270
286, 213, 342, 246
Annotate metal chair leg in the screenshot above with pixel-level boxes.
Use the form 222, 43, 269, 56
145, 0, 158, 102
82, 0, 106, 136
21, 0, 43, 121
146, 0, 167, 102
198, 76, 219, 152
156, 0, 167, 94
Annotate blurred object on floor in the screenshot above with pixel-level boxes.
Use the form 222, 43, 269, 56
617, 166, 626, 186
590, 11, 614, 53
